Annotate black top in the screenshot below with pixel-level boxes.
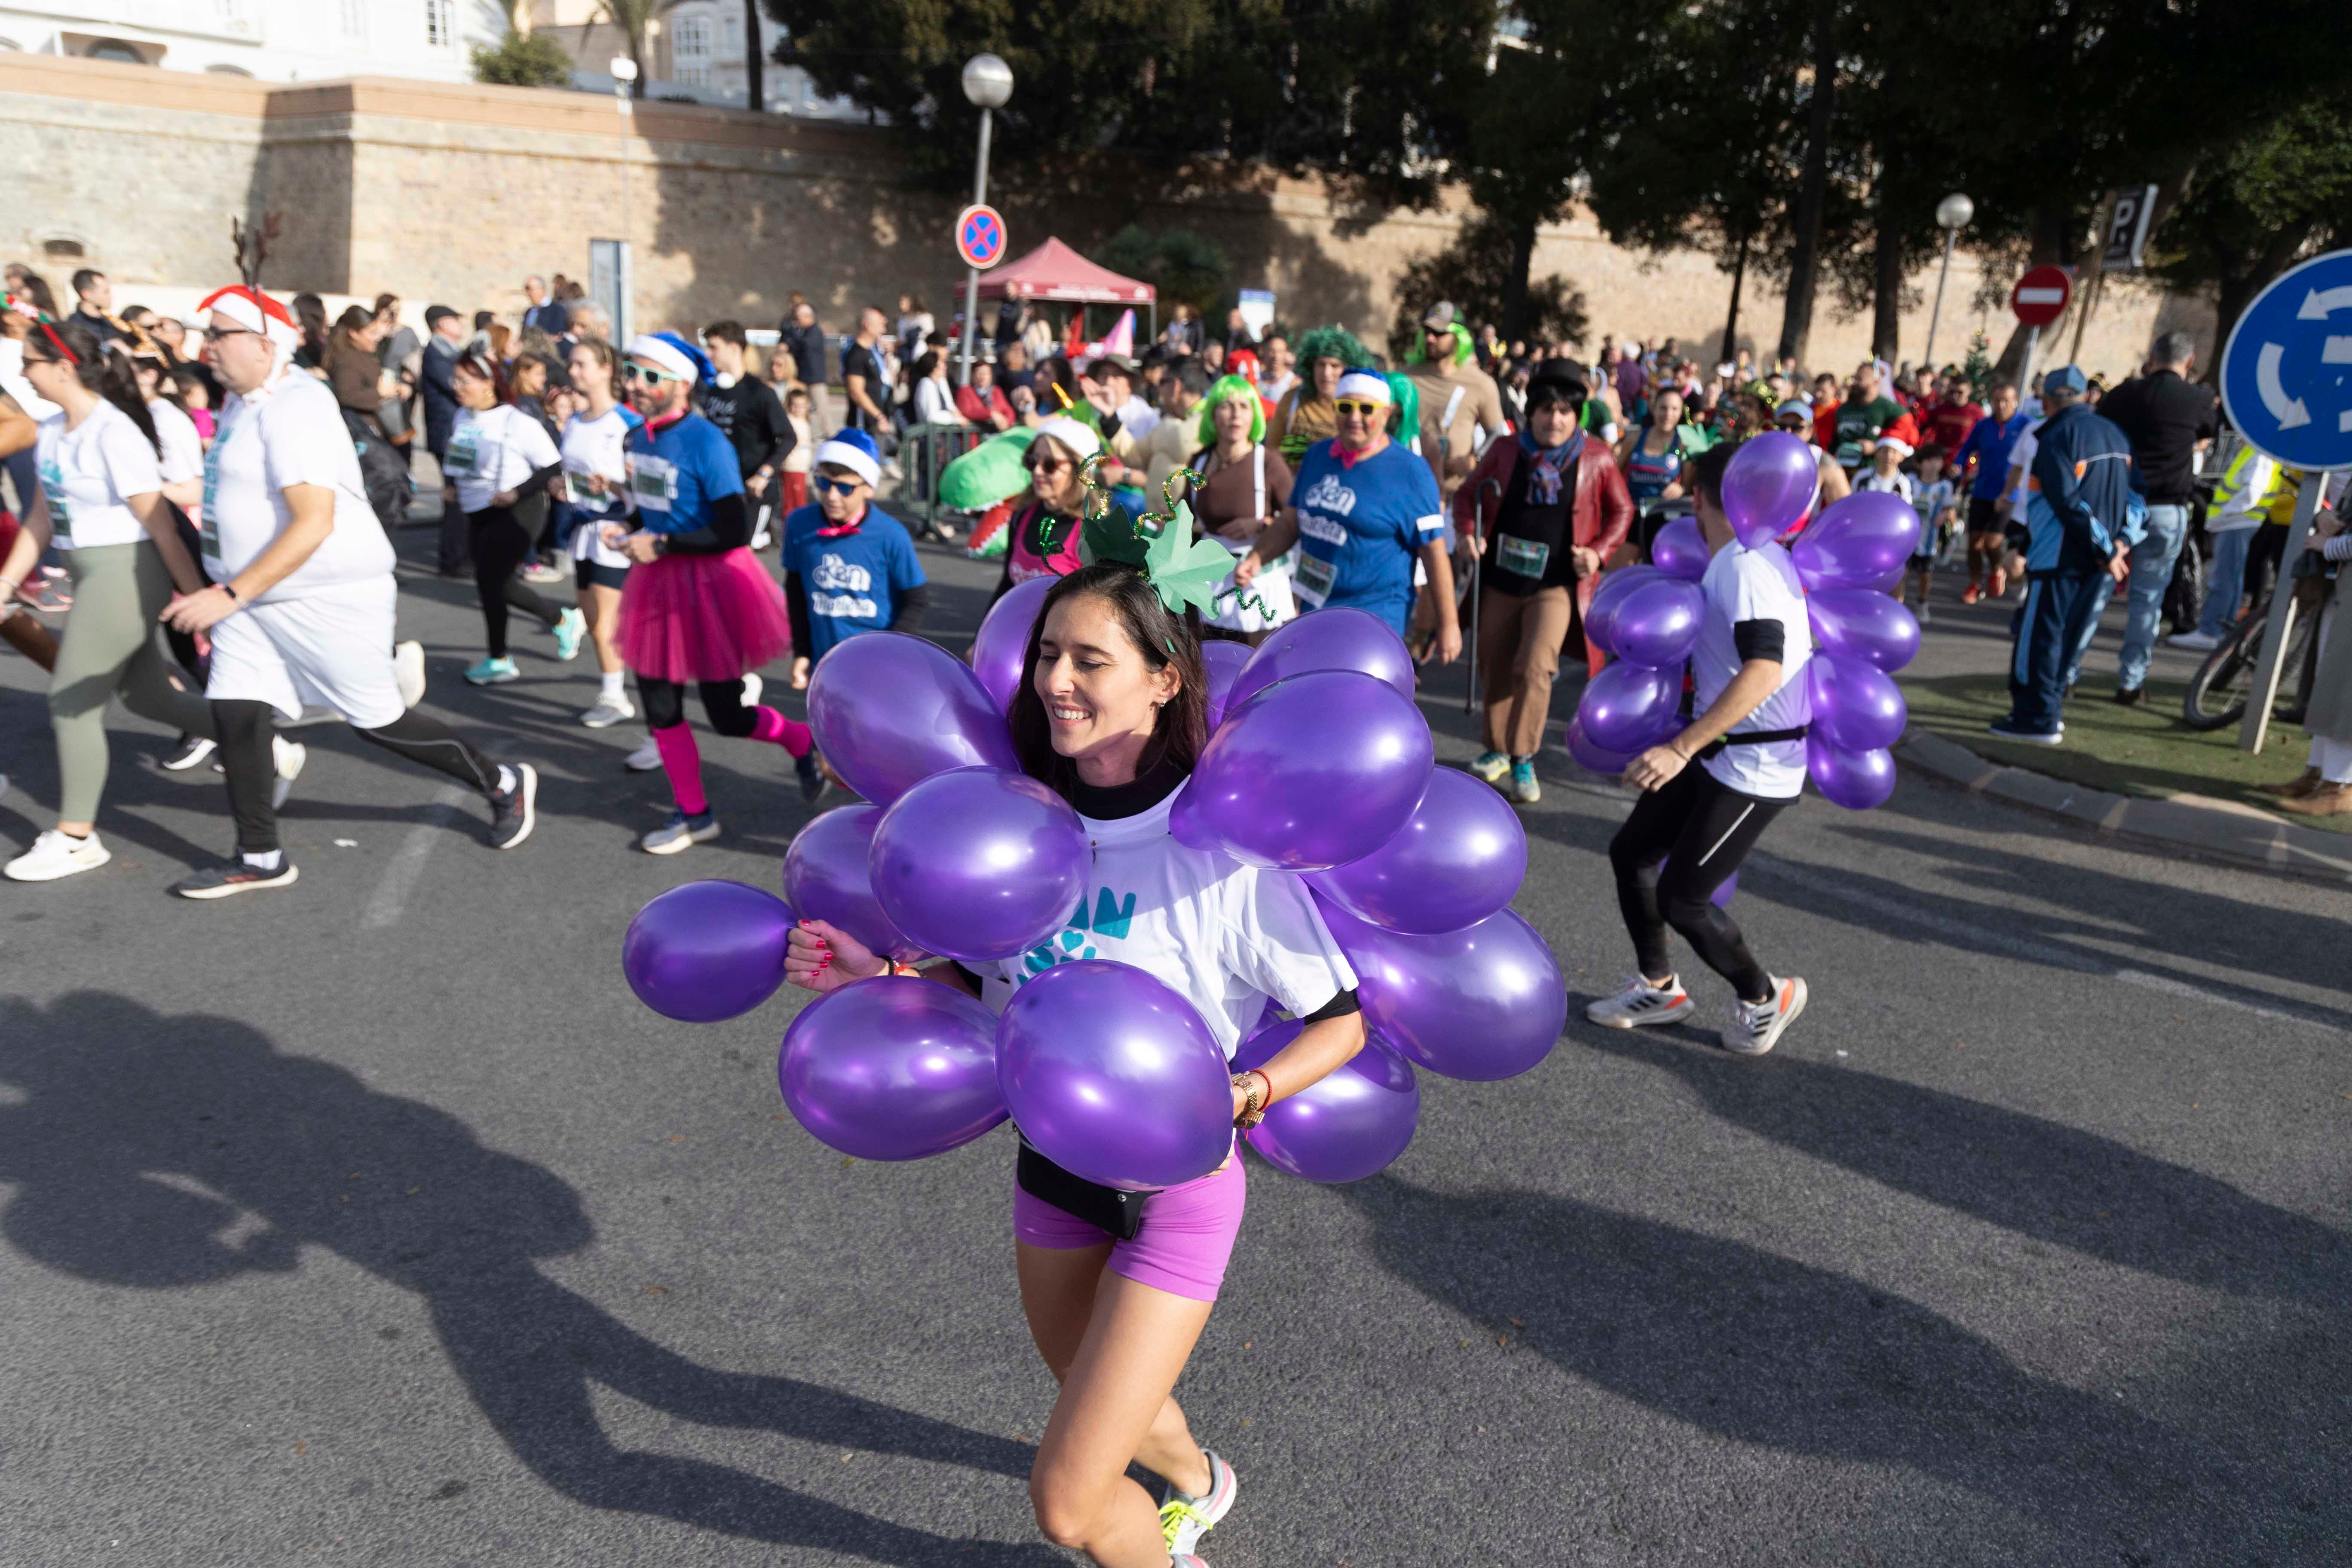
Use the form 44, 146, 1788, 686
1068, 753, 1190, 820
2096, 369, 2219, 504
701, 375, 796, 479
840, 342, 886, 432
1489, 442, 1579, 595
779, 319, 830, 384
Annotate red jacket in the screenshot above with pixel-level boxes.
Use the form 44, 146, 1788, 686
1453, 435, 1634, 672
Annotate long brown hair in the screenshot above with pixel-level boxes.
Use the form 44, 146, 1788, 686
27, 319, 159, 454
569, 334, 623, 404
1008, 562, 1211, 803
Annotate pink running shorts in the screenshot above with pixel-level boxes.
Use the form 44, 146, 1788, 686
1014, 1154, 1247, 1303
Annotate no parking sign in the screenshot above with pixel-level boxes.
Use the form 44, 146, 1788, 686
956, 205, 1007, 270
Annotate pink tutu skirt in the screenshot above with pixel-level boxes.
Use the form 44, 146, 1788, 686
619, 548, 793, 683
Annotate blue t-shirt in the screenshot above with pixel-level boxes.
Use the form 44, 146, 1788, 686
1286, 438, 1445, 634
624, 410, 743, 536
781, 502, 927, 658
1954, 410, 2032, 501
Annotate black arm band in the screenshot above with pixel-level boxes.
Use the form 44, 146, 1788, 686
785, 570, 812, 656
1733, 618, 1785, 663
1301, 987, 1362, 1023
889, 582, 931, 632
511, 461, 564, 502
658, 492, 752, 556
950, 961, 984, 991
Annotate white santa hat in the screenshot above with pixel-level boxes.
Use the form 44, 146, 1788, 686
1031, 415, 1102, 462
196, 284, 300, 371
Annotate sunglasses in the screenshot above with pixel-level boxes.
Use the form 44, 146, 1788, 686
626, 362, 682, 384
1027, 456, 1072, 475
1332, 398, 1386, 417
1776, 417, 1809, 431
812, 475, 865, 497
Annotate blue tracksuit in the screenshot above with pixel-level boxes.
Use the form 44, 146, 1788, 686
2007, 404, 2134, 734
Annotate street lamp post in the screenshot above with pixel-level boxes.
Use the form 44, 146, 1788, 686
958, 53, 1013, 386
1923, 192, 1972, 369
611, 55, 639, 343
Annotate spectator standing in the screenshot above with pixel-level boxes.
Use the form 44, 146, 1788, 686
419, 304, 471, 575
64, 270, 126, 346
956, 359, 1015, 431
841, 305, 891, 438
701, 320, 796, 552
325, 305, 411, 531
779, 383, 815, 515
1258, 334, 1296, 404
1140, 358, 1209, 500
1953, 379, 2029, 604
779, 294, 834, 434
1991, 367, 2133, 744
997, 339, 1036, 398
521, 275, 569, 337
2171, 442, 2289, 650
2096, 331, 2220, 704
2273, 501, 2352, 815
895, 294, 935, 364
1162, 302, 1204, 356
910, 349, 965, 428
1223, 306, 1256, 357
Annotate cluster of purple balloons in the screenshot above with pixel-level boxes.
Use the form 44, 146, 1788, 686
621, 602, 1567, 1190
1568, 431, 1921, 813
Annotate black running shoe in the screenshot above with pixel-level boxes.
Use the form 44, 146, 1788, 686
161, 734, 218, 772
488, 763, 539, 850
172, 857, 300, 899
796, 746, 833, 806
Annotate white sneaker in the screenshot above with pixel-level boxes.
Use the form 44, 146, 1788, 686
642, 810, 721, 854
741, 672, 763, 708
2167, 630, 2221, 651
579, 696, 636, 729
5, 828, 111, 882
1159, 1451, 1237, 1558
625, 736, 663, 772
1585, 974, 1694, 1029
394, 640, 427, 707
161, 734, 218, 772
750, 526, 774, 551
272, 737, 306, 810
1721, 975, 1807, 1057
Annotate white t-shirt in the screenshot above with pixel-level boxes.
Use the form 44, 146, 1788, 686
35, 401, 161, 550
0, 337, 60, 422
561, 404, 637, 569
203, 367, 395, 601
1695, 539, 1814, 800
1855, 469, 1914, 505
444, 403, 558, 514
971, 787, 1357, 1060
147, 397, 204, 487
2003, 420, 2044, 513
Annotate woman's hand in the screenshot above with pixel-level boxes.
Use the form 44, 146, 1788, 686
599, 522, 629, 549
491, 488, 519, 508
622, 530, 661, 564
1231, 550, 1263, 588
161, 584, 240, 635
786, 919, 887, 994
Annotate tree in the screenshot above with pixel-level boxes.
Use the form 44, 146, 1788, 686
1385, 210, 1587, 359
1094, 226, 1231, 315
471, 32, 574, 88
742, 0, 764, 110
1776, 0, 1837, 367
578, 0, 667, 98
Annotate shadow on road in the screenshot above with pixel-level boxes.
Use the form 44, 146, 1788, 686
0, 991, 1055, 1566
1340, 1173, 2343, 1562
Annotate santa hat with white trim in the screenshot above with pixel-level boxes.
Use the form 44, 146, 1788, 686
814, 427, 882, 487
197, 284, 300, 371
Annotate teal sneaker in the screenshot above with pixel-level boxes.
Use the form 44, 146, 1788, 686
551, 606, 586, 662
1470, 750, 1511, 784
464, 656, 521, 685
1510, 757, 1541, 804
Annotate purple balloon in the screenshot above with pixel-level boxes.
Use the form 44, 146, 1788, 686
1226, 606, 1416, 711
969, 575, 1053, 711
806, 631, 1021, 806
995, 960, 1234, 1191
871, 767, 1090, 962
1564, 716, 1640, 775
1577, 659, 1684, 753
1806, 652, 1908, 753
1649, 514, 1710, 581
1317, 899, 1565, 1081
1171, 669, 1434, 870
1233, 1018, 1419, 1183
622, 879, 795, 1022
1792, 491, 1920, 592
1608, 574, 1706, 669
1808, 735, 1898, 810
1721, 432, 1821, 548
1308, 766, 1527, 934
784, 804, 919, 962
778, 977, 1007, 1160
1200, 638, 1253, 728
1806, 586, 1921, 672
1583, 566, 1662, 659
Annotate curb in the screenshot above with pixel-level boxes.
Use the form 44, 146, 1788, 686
1895, 730, 2352, 887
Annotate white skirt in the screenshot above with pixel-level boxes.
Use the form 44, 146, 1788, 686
1206, 536, 1297, 634
205, 575, 405, 730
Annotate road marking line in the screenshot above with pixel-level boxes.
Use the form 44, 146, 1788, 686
360, 786, 469, 930
1745, 852, 2347, 1033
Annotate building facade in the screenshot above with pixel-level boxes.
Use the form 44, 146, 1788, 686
0, 0, 502, 81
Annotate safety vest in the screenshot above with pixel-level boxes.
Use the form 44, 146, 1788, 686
2207, 445, 2296, 531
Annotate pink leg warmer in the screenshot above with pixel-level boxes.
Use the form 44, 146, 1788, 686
750, 705, 813, 758
652, 723, 707, 815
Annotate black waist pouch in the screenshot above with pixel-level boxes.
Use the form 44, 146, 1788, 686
1017, 1140, 1155, 1241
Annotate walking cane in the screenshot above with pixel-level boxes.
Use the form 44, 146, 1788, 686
1463, 475, 1502, 716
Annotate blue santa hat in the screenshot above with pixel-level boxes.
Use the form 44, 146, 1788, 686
815, 426, 882, 487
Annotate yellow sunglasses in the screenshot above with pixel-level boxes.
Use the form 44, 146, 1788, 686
1332, 398, 1387, 417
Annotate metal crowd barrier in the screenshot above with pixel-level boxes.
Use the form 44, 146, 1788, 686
894, 422, 993, 535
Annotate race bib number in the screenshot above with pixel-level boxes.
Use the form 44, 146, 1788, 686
1292, 548, 1337, 606
37, 457, 71, 544
564, 468, 605, 505
1297, 509, 1350, 548
629, 453, 678, 513
444, 427, 482, 478
1496, 533, 1550, 579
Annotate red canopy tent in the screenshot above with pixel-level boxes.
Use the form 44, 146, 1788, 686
975, 238, 1157, 344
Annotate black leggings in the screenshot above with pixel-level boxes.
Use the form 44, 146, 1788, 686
469, 502, 561, 658
214, 700, 505, 854
639, 675, 758, 737
1608, 762, 1788, 1000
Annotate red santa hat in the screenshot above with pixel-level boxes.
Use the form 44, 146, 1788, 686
196, 284, 301, 369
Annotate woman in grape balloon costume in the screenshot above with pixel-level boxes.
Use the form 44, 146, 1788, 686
1576, 432, 1925, 1054
608, 332, 825, 854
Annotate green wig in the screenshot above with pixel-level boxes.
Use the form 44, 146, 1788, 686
1294, 324, 1371, 374
1194, 373, 1266, 447
1384, 372, 1421, 443
1402, 321, 1475, 368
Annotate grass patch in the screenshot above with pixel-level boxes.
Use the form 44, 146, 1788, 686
1902, 669, 2350, 834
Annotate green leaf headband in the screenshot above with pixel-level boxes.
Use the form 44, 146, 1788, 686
1038, 455, 1279, 644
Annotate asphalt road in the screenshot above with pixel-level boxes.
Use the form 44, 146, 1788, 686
2, 528, 2347, 1567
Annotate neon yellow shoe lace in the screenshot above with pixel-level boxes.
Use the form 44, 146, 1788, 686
1160, 1496, 1206, 1550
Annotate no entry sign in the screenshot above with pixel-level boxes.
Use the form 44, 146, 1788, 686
956, 205, 1007, 270
2011, 265, 2072, 327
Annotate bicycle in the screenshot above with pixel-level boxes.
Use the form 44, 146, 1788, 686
2180, 581, 2323, 731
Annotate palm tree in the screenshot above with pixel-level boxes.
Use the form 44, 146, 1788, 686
581, 0, 665, 98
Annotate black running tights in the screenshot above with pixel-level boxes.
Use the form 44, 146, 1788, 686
638, 675, 759, 738
470, 502, 560, 658
1608, 762, 1786, 1001
214, 700, 503, 854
